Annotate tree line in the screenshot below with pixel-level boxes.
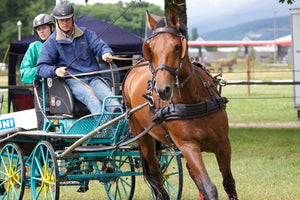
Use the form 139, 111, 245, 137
0, 0, 163, 61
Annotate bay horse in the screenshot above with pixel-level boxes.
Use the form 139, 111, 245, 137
123, 11, 238, 200
218, 58, 237, 73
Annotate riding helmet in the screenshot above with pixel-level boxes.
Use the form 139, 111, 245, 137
52, 2, 74, 19
33, 14, 54, 29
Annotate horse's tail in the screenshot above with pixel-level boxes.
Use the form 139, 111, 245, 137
139, 143, 169, 200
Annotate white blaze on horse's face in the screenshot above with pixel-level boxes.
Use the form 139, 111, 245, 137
151, 33, 183, 101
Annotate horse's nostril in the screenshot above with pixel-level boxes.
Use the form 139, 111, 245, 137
157, 86, 173, 101
165, 86, 171, 95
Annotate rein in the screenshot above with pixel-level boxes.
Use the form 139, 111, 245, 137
64, 58, 147, 78
64, 56, 144, 99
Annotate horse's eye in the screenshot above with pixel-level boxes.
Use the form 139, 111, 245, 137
149, 47, 152, 54
174, 44, 181, 53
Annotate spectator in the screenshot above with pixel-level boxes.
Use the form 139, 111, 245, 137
20, 13, 55, 130
37, 2, 121, 114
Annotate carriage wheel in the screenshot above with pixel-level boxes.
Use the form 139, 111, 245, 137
152, 150, 183, 200
31, 141, 59, 200
104, 155, 135, 200
0, 142, 25, 200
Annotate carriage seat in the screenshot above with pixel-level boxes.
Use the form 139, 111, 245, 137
44, 78, 90, 117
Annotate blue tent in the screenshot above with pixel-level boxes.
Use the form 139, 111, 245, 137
7, 15, 144, 112
9, 15, 143, 56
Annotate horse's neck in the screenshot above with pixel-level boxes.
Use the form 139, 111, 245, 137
174, 59, 214, 103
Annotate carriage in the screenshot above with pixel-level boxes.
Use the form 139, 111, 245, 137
0, 10, 239, 200
0, 76, 183, 200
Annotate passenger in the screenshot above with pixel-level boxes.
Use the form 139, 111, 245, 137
20, 13, 55, 130
37, 2, 121, 114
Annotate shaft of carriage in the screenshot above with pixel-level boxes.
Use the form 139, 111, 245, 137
59, 102, 150, 158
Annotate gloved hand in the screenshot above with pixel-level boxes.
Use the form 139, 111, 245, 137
102, 53, 113, 63
55, 66, 67, 77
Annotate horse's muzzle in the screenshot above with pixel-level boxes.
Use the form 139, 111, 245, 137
155, 85, 173, 101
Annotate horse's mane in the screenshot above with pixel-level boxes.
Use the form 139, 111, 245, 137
155, 16, 187, 37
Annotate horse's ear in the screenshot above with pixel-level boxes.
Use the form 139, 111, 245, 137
146, 10, 157, 31
168, 11, 180, 30
181, 38, 186, 59
143, 40, 151, 61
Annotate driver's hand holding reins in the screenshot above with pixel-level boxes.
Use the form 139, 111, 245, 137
54, 53, 114, 78
54, 53, 115, 101
55, 54, 137, 96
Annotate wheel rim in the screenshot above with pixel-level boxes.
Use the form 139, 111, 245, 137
31, 141, 59, 200
0, 143, 25, 200
104, 155, 135, 200
161, 154, 183, 200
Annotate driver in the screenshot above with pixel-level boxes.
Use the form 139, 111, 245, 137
37, 2, 121, 114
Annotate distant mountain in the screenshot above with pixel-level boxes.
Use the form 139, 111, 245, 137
198, 15, 291, 41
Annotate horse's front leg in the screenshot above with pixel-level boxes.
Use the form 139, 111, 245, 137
185, 163, 209, 200
180, 144, 218, 200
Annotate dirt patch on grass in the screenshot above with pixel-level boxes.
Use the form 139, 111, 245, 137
229, 122, 300, 128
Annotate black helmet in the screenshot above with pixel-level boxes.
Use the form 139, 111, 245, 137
53, 2, 74, 19
33, 14, 54, 29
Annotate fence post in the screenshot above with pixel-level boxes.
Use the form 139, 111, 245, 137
246, 54, 251, 95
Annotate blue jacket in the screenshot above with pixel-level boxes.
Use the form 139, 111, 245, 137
37, 24, 113, 78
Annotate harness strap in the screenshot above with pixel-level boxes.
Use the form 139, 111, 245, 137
177, 67, 195, 89
152, 27, 182, 38
158, 124, 176, 148
156, 64, 177, 77
152, 96, 228, 123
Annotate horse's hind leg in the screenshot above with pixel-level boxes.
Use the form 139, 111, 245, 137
139, 135, 169, 199
215, 142, 238, 200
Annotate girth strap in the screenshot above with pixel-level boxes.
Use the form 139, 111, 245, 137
152, 96, 228, 124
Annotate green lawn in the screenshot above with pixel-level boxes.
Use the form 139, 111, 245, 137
20, 128, 300, 200
223, 84, 297, 123
3, 62, 300, 199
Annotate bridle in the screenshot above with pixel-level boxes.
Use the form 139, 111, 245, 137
141, 20, 229, 133
143, 24, 194, 90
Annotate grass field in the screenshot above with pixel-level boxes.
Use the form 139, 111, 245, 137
18, 128, 299, 200
214, 62, 298, 123
2, 61, 300, 199
69, 128, 300, 200
224, 84, 296, 123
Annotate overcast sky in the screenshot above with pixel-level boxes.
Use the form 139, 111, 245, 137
69, 0, 300, 33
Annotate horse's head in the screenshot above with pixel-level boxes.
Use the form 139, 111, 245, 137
143, 11, 187, 101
